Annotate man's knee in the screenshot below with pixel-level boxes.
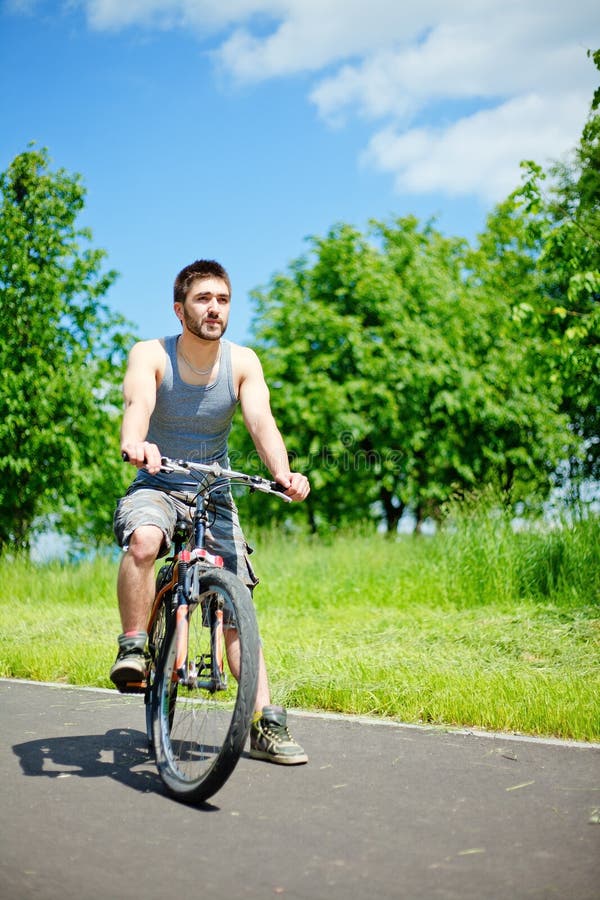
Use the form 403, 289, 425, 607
126, 525, 164, 565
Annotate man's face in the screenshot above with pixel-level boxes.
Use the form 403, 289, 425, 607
175, 276, 230, 341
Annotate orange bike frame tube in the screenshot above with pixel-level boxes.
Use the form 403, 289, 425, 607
214, 607, 224, 673
174, 603, 189, 674
147, 570, 177, 633
173, 550, 191, 679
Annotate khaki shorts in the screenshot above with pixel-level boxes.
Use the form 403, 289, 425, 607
113, 487, 258, 590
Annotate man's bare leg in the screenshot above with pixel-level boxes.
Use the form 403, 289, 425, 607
111, 525, 163, 689
224, 631, 271, 712
116, 525, 164, 631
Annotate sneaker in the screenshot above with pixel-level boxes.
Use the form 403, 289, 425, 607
110, 631, 148, 694
249, 705, 308, 765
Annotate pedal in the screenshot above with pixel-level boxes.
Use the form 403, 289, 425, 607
116, 680, 147, 694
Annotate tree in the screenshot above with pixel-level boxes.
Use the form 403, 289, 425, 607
235, 215, 571, 533
461, 192, 578, 510
516, 48, 600, 495
0, 147, 134, 552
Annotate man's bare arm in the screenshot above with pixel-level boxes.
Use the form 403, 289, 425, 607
120, 340, 164, 474
238, 348, 310, 501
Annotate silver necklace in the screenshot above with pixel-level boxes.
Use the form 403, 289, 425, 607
177, 341, 221, 376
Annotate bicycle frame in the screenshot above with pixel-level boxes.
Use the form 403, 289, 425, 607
147, 543, 227, 695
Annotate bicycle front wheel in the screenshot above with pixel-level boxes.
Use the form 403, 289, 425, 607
151, 567, 259, 804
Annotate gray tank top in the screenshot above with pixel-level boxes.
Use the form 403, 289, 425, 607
132, 335, 238, 492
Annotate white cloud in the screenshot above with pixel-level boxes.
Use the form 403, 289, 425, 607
29, 1, 600, 201
81, 0, 428, 56
309, 27, 593, 124
215, 1, 427, 81
363, 91, 591, 201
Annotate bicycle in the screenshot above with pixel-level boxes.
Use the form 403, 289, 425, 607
123, 454, 290, 804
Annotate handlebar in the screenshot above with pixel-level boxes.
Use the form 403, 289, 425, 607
122, 452, 292, 502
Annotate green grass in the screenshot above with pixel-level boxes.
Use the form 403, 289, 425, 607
0, 556, 120, 686
1, 509, 598, 741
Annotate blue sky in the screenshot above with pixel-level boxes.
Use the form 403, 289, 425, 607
1, 0, 598, 345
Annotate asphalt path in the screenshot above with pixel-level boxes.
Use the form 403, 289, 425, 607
1, 679, 599, 900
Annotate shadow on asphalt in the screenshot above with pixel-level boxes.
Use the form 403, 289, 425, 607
13, 728, 161, 792
13, 727, 227, 811
13, 722, 253, 811
12, 727, 227, 811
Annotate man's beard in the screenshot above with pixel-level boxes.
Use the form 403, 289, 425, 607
183, 308, 227, 341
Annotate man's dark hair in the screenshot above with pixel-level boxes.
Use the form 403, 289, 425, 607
173, 260, 232, 304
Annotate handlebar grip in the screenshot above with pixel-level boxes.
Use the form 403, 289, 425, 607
121, 450, 168, 467
270, 481, 288, 493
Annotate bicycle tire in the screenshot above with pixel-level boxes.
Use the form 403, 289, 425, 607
151, 567, 259, 804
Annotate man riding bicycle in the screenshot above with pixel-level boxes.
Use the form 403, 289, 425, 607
111, 259, 310, 765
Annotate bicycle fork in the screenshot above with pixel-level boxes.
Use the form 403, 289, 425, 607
173, 551, 228, 693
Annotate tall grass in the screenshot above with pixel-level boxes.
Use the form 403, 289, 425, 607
1, 506, 598, 740
250, 507, 599, 740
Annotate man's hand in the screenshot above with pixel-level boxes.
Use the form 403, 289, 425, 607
274, 471, 310, 502
121, 440, 162, 475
